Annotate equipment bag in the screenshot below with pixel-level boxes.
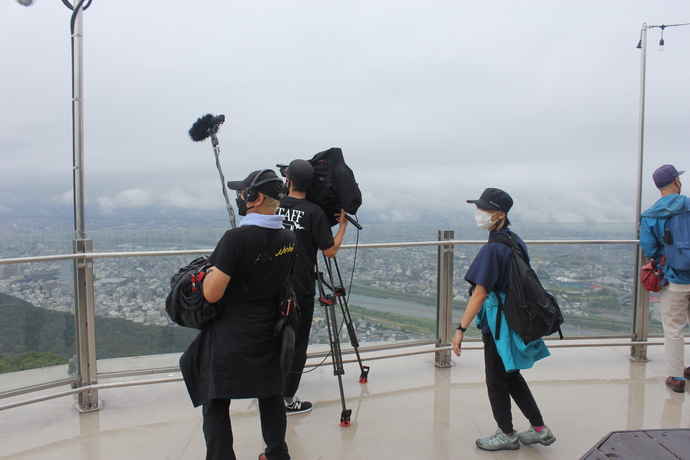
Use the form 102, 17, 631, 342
490, 232, 564, 345
165, 256, 222, 330
307, 147, 362, 227
663, 197, 690, 271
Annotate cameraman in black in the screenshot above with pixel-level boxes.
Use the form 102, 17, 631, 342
277, 159, 348, 415
180, 169, 296, 460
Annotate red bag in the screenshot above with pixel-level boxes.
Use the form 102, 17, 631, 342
640, 255, 666, 292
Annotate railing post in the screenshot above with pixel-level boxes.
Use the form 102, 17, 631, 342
435, 230, 454, 367
73, 238, 101, 412
631, 246, 649, 361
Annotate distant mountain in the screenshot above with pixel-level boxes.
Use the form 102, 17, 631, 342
0, 292, 199, 362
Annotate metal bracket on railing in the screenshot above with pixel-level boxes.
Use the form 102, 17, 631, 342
435, 229, 454, 368
73, 238, 102, 412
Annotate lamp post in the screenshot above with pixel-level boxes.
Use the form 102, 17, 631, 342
17, 0, 101, 412
631, 22, 689, 361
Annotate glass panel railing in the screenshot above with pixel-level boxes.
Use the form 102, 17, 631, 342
0, 260, 77, 395
1, 222, 650, 393
91, 255, 202, 363
317, 245, 438, 347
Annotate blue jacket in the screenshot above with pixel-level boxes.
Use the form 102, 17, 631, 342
477, 292, 551, 372
640, 194, 690, 284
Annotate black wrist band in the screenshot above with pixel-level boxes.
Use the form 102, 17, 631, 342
457, 324, 467, 332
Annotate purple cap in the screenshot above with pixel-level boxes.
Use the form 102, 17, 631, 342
653, 164, 684, 188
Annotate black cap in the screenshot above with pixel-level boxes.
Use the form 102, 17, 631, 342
286, 159, 314, 190
227, 169, 284, 200
467, 188, 513, 213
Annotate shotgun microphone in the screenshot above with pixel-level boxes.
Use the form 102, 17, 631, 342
188, 114, 225, 142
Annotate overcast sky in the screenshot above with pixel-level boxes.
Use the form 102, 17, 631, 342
1, 0, 689, 226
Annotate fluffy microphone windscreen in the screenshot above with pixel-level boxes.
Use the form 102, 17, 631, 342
188, 114, 215, 142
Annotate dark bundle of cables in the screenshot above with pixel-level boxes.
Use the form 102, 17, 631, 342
165, 257, 220, 329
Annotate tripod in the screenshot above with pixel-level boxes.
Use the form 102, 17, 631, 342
316, 254, 370, 427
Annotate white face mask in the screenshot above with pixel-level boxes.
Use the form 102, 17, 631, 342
475, 209, 497, 230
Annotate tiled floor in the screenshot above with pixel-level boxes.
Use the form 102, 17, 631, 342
1, 341, 688, 460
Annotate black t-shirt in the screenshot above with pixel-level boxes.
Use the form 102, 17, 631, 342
180, 224, 297, 404
209, 225, 295, 304
277, 196, 335, 296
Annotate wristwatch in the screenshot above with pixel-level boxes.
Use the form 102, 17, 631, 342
457, 324, 467, 332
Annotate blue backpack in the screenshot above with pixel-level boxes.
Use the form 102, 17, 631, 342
664, 197, 690, 271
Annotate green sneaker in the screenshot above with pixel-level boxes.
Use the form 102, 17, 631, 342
518, 426, 556, 446
476, 429, 520, 451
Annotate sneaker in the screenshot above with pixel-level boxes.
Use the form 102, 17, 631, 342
476, 429, 520, 451
518, 426, 556, 446
666, 376, 686, 393
285, 398, 312, 416
684, 367, 690, 379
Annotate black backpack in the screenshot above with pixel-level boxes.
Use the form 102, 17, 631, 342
490, 232, 564, 345
306, 147, 362, 227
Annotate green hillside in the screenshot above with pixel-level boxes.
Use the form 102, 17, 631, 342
0, 292, 199, 373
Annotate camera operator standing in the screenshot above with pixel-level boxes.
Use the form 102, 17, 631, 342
277, 159, 349, 415
180, 169, 296, 460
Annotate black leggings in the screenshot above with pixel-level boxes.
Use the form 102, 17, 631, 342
482, 333, 544, 434
202, 395, 290, 460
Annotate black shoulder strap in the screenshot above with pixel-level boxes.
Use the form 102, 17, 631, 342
487, 230, 521, 341
489, 231, 527, 261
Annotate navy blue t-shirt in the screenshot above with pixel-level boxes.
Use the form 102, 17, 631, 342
464, 227, 529, 332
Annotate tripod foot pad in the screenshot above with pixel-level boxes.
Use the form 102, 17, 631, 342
359, 366, 371, 383
340, 409, 352, 427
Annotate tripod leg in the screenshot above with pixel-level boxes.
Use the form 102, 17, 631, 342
317, 269, 351, 427
325, 256, 371, 383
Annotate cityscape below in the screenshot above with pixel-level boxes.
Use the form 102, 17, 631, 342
1, 215, 671, 367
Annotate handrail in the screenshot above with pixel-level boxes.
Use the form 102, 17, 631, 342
0, 235, 649, 412
2, 338, 686, 412
0, 239, 639, 265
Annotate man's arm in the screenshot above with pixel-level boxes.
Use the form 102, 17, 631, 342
639, 218, 662, 260
202, 266, 231, 303
322, 211, 349, 258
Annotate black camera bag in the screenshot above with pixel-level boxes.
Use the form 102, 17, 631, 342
306, 147, 362, 227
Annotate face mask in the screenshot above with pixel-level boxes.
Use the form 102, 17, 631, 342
475, 209, 497, 230
236, 197, 248, 216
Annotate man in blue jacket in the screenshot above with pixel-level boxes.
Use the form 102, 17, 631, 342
640, 164, 690, 393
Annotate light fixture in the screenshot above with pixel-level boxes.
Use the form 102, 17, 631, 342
659, 26, 666, 51
16, 0, 37, 6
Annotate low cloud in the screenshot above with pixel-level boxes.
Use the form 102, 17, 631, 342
96, 188, 153, 214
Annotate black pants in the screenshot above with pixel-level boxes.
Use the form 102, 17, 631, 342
283, 295, 315, 399
202, 395, 290, 460
482, 333, 544, 434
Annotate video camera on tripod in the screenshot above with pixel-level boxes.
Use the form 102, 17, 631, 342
278, 147, 363, 230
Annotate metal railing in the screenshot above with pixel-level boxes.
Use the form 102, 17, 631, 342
0, 233, 668, 412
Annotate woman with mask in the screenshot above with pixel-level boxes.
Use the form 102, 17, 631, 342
451, 188, 556, 452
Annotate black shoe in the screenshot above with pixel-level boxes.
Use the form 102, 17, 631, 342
285, 398, 312, 416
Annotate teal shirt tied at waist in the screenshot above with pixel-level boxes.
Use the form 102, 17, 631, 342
476, 292, 551, 373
